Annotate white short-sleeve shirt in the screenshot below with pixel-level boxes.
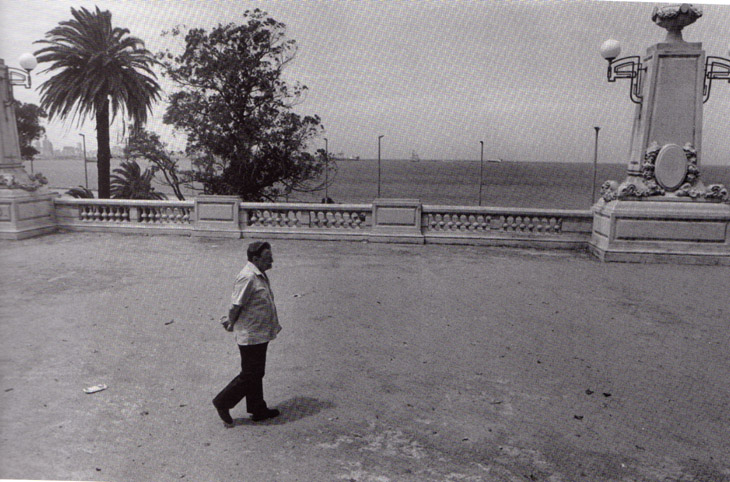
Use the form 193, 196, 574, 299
230, 261, 281, 345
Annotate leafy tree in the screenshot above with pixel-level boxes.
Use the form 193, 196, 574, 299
110, 160, 167, 200
159, 10, 327, 201
34, 6, 161, 198
124, 127, 188, 200
14, 102, 47, 161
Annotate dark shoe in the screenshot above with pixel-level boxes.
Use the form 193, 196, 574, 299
251, 408, 280, 422
213, 401, 233, 425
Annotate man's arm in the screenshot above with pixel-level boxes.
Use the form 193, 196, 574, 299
227, 304, 243, 325
222, 275, 254, 331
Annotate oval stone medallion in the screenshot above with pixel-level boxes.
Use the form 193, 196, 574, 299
654, 143, 688, 191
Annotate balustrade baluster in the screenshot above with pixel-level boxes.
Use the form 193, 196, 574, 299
467, 214, 476, 231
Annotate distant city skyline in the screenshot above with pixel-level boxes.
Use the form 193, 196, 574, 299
2, 0, 729, 165
30, 135, 128, 159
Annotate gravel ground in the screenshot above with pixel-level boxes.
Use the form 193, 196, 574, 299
1, 232, 728, 482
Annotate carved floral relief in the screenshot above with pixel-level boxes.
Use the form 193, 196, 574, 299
600, 142, 728, 202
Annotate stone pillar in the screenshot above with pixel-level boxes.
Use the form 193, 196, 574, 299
0, 59, 56, 240
192, 195, 242, 238
368, 198, 424, 244
591, 5, 730, 264
627, 40, 705, 177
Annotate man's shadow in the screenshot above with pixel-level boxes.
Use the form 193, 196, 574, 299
232, 396, 335, 426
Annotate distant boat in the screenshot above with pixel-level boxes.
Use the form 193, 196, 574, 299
410, 150, 420, 162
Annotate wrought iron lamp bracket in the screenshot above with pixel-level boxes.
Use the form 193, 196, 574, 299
606, 56, 645, 104
703, 55, 730, 104
7, 67, 32, 89
3, 67, 33, 107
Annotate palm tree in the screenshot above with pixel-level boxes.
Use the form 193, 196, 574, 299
34, 6, 161, 198
110, 160, 167, 200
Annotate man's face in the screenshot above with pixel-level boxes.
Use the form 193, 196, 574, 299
254, 248, 273, 272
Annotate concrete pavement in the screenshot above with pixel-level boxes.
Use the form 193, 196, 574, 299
1, 233, 728, 481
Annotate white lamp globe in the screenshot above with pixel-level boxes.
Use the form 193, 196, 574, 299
18, 53, 37, 71
600, 39, 621, 61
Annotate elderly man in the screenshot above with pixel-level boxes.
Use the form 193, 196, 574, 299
213, 241, 281, 426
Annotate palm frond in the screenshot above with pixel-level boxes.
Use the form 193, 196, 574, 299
110, 160, 167, 200
34, 6, 161, 126
65, 185, 95, 198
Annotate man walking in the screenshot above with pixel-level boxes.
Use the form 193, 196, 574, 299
213, 241, 281, 426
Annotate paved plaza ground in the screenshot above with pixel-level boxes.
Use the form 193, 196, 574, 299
1, 233, 728, 481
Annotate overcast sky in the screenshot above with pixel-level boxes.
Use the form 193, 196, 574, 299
1, 0, 729, 164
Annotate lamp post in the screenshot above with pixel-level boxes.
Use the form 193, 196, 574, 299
0, 53, 58, 240
591, 127, 600, 203
324, 137, 329, 202
1, 53, 38, 179
377, 135, 384, 198
478, 141, 484, 206
79, 133, 88, 189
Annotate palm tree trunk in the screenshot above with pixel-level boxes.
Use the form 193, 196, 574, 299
96, 99, 111, 198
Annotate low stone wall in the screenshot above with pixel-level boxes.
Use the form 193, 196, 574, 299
423, 205, 592, 249
53, 197, 593, 249
55, 198, 194, 236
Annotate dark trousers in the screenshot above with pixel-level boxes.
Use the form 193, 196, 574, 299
213, 342, 269, 414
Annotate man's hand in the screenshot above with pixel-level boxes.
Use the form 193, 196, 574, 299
220, 315, 234, 332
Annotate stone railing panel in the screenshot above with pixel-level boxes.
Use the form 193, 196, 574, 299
422, 205, 592, 248
241, 202, 372, 240
55, 198, 194, 234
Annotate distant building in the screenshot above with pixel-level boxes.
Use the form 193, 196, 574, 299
60, 146, 80, 158
34, 136, 55, 158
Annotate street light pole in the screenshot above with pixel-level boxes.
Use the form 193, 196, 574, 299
79, 133, 88, 189
377, 135, 384, 198
591, 127, 600, 203
324, 137, 328, 202
479, 140, 484, 206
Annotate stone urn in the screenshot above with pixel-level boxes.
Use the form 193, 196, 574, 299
651, 3, 703, 42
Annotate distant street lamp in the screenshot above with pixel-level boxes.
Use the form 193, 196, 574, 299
377, 135, 384, 198
479, 141, 484, 206
324, 137, 329, 201
477, 141, 501, 206
591, 127, 600, 203
79, 133, 88, 189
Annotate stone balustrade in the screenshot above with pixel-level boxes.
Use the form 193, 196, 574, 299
53, 197, 593, 249
422, 205, 593, 248
55, 198, 195, 235
240, 202, 372, 241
